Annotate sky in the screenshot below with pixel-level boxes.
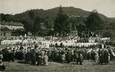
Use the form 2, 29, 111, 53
0, 0, 115, 17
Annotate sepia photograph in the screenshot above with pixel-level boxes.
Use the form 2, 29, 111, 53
0, 0, 115, 72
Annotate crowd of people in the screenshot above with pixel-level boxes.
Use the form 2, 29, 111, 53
0, 43, 114, 67
0, 35, 115, 71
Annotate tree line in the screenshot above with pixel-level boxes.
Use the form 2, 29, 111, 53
0, 6, 113, 37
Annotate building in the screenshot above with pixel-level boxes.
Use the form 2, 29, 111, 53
0, 21, 24, 38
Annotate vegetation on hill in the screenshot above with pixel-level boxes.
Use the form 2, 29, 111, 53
0, 6, 115, 38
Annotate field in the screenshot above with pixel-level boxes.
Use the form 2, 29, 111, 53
3, 60, 115, 72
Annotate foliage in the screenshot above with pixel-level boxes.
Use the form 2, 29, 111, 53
85, 11, 104, 32
0, 7, 115, 37
54, 6, 70, 36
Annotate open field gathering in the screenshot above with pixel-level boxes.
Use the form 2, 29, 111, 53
0, 0, 115, 72
0, 35, 115, 72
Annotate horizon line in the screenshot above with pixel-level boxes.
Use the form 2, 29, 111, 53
0, 6, 114, 18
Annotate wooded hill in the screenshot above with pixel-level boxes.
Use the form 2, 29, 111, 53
0, 7, 115, 39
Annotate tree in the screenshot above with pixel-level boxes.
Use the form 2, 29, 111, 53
0, 14, 15, 22
21, 11, 35, 33
54, 6, 69, 36
85, 10, 104, 32
20, 10, 48, 35
32, 16, 43, 34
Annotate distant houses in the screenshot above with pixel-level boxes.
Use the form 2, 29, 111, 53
0, 21, 24, 30
0, 21, 24, 38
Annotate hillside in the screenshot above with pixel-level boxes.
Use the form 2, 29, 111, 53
0, 7, 115, 38
14, 7, 108, 21
0, 7, 111, 25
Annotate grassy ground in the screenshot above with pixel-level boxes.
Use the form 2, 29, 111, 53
3, 60, 115, 72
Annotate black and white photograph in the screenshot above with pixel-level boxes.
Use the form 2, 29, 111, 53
0, 0, 115, 72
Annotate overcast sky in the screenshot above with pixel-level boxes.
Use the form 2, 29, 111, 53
0, 0, 115, 17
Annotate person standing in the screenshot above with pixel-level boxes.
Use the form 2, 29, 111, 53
0, 51, 5, 71
44, 51, 49, 65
